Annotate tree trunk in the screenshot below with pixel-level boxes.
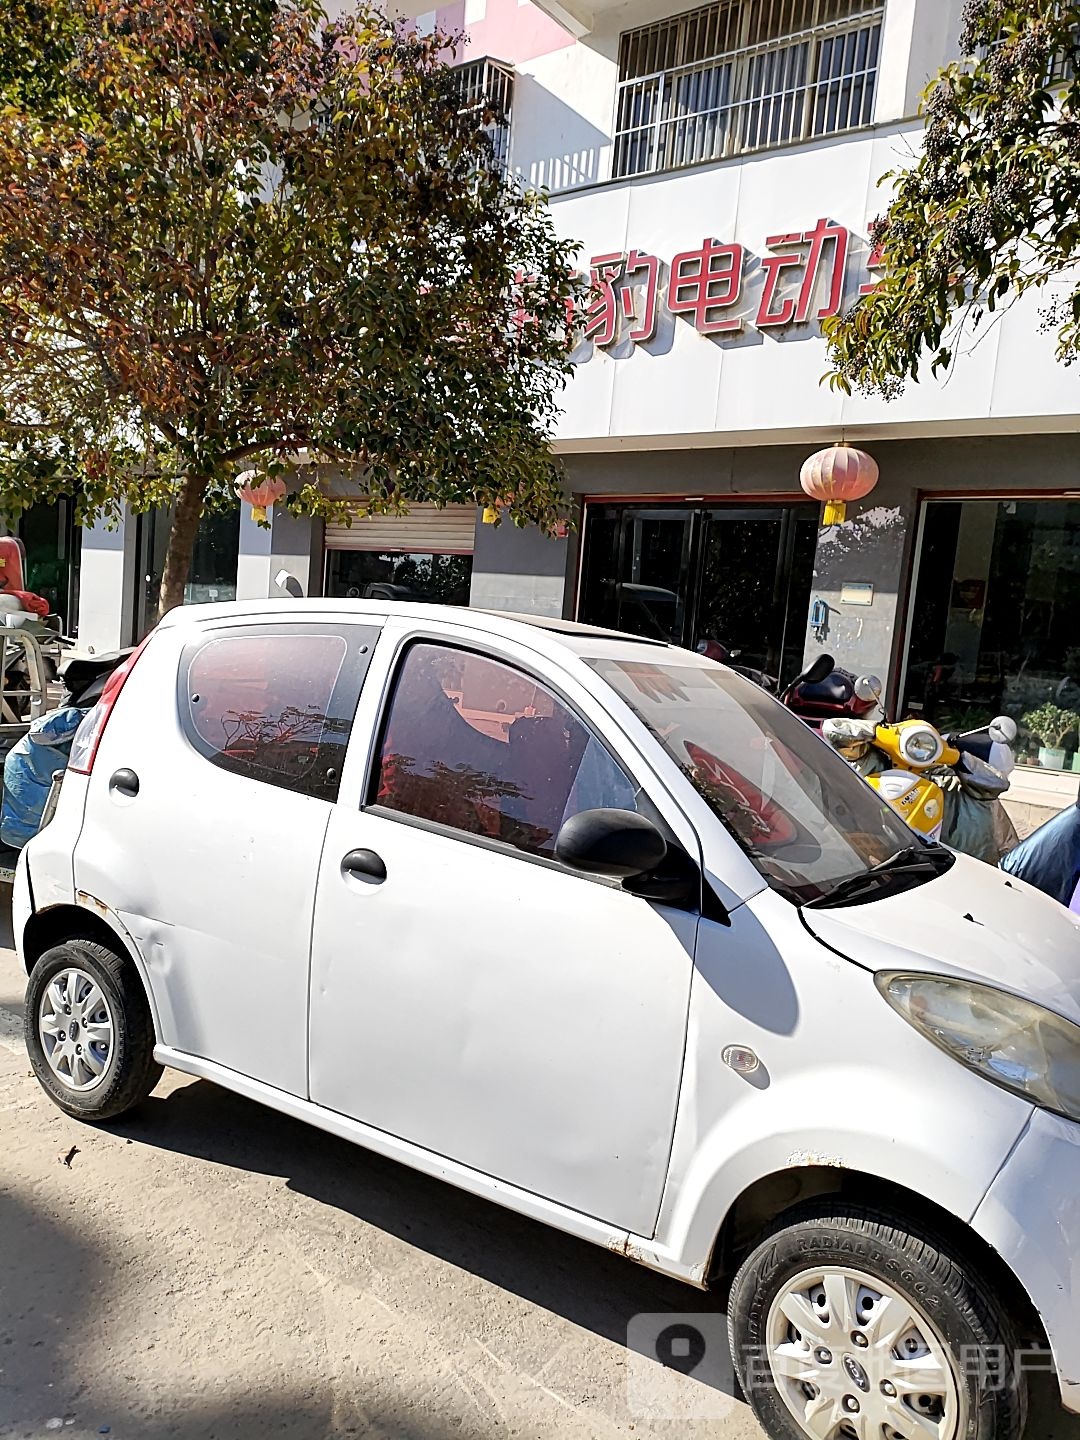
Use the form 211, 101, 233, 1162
157, 472, 210, 620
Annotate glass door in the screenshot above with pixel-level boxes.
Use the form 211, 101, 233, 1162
133, 510, 170, 641
578, 507, 696, 645
693, 506, 818, 682
18, 498, 80, 630
578, 501, 816, 684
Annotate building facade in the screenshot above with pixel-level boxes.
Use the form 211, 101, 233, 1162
73, 0, 1080, 823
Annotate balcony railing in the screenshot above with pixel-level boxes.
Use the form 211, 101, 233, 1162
454, 57, 515, 177
613, 1, 884, 180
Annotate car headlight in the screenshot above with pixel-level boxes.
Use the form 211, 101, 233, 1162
899, 724, 943, 767
879, 972, 1080, 1123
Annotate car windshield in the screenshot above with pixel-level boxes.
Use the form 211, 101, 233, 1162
587, 655, 922, 905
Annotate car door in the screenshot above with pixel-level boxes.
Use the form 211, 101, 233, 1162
74, 617, 381, 1096
307, 622, 699, 1236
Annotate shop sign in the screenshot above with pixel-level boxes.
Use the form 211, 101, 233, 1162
574, 219, 883, 359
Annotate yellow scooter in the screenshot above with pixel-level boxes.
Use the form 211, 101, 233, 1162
823, 716, 953, 841
823, 713, 1013, 847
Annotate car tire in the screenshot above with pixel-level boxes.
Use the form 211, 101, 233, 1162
25, 939, 162, 1121
727, 1200, 1027, 1440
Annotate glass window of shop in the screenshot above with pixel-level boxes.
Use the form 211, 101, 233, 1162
18, 498, 79, 629
903, 498, 1080, 773
325, 550, 472, 606
134, 508, 240, 638
186, 510, 241, 605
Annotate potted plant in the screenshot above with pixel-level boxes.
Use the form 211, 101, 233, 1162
1021, 704, 1080, 769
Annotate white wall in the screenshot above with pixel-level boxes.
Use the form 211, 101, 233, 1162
235, 506, 323, 601
873, 0, 965, 121
510, 40, 616, 191
234, 505, 274, 600
903, 0, 966, 113
77, 514, 135, 654
546, 120, 1080, 448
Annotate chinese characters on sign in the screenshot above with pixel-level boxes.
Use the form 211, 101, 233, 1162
584, 249, 662, 345
574, 219, 880, 358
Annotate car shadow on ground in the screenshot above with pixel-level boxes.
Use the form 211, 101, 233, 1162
1, 1182, 527, 1440
107, 1076, 1080, 1439
112, 1076, 723, 1355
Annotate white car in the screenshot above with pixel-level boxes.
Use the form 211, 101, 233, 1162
14, 600, 1080, 1440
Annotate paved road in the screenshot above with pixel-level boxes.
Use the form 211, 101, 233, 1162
0, 904, 1076, 1440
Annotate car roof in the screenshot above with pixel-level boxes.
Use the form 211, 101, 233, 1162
154, 598, 735, 675
158, 598, 676, 652
472, 609, 668, 645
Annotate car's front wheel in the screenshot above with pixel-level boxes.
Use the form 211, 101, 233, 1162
727, 1201, 1027, 1440
25, 939, 162, 1120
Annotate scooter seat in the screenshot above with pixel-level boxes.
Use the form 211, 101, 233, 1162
793, 672, 853, 705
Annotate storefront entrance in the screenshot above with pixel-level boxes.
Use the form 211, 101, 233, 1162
325, 549, 472, 605
323, 501, 476, 607
578, 501, 818, 684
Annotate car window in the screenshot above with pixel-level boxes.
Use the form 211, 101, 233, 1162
180, 624, 378, 801
372, 642, 639, 859
587, 655, 917, 905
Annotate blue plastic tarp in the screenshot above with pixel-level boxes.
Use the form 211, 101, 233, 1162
0, 706, 84, 849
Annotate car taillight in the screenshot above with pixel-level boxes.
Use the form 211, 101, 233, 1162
68, 635, 154, 775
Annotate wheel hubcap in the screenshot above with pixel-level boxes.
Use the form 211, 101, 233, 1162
38, 967, 114, 1092
765, 1265, 961, 1440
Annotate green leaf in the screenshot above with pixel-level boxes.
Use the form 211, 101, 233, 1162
826, 0, 1080, 399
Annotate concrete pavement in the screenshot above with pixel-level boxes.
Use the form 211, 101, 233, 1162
0, 902, 1075, 1440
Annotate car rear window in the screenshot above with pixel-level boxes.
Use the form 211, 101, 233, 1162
179, 623, 378, 801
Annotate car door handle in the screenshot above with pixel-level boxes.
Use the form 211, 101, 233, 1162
341, 848, 387, 883
109, 768, 140, 799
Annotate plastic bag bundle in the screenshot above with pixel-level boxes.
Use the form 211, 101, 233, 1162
937, 771, 1012, 864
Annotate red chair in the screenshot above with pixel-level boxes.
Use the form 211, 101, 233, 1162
0, 537, 26, 595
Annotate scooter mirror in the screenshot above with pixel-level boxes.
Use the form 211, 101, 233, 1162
989, 715, 1018, 744
854, 674, 883, 704
801, 654, 835, 686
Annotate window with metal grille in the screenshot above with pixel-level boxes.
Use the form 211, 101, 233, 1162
614, 0, 883, 179
454, 57, 515, 177
975, 12, 1077, 85
1050, 45, 1077, 83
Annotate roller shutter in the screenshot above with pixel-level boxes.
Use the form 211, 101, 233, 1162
324, 504, 477, 554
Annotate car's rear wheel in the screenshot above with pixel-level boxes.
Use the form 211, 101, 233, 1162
25, 939, 161, 1120
727, 1201, 1027, 1440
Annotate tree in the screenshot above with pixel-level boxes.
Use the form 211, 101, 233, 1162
0, 0, 581, 614
0, 0, 85, 117
825, 0, 1080, 398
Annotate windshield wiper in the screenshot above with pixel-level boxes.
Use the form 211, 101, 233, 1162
872, 844, 952, 875
805, 844, 953, 909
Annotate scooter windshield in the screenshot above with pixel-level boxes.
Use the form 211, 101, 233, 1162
588, 656, 923, 906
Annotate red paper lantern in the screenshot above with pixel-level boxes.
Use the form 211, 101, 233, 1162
236, 471, 288, 523
800, 444, 879, 525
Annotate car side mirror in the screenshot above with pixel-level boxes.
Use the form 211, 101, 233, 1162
555, 808, 667, 880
